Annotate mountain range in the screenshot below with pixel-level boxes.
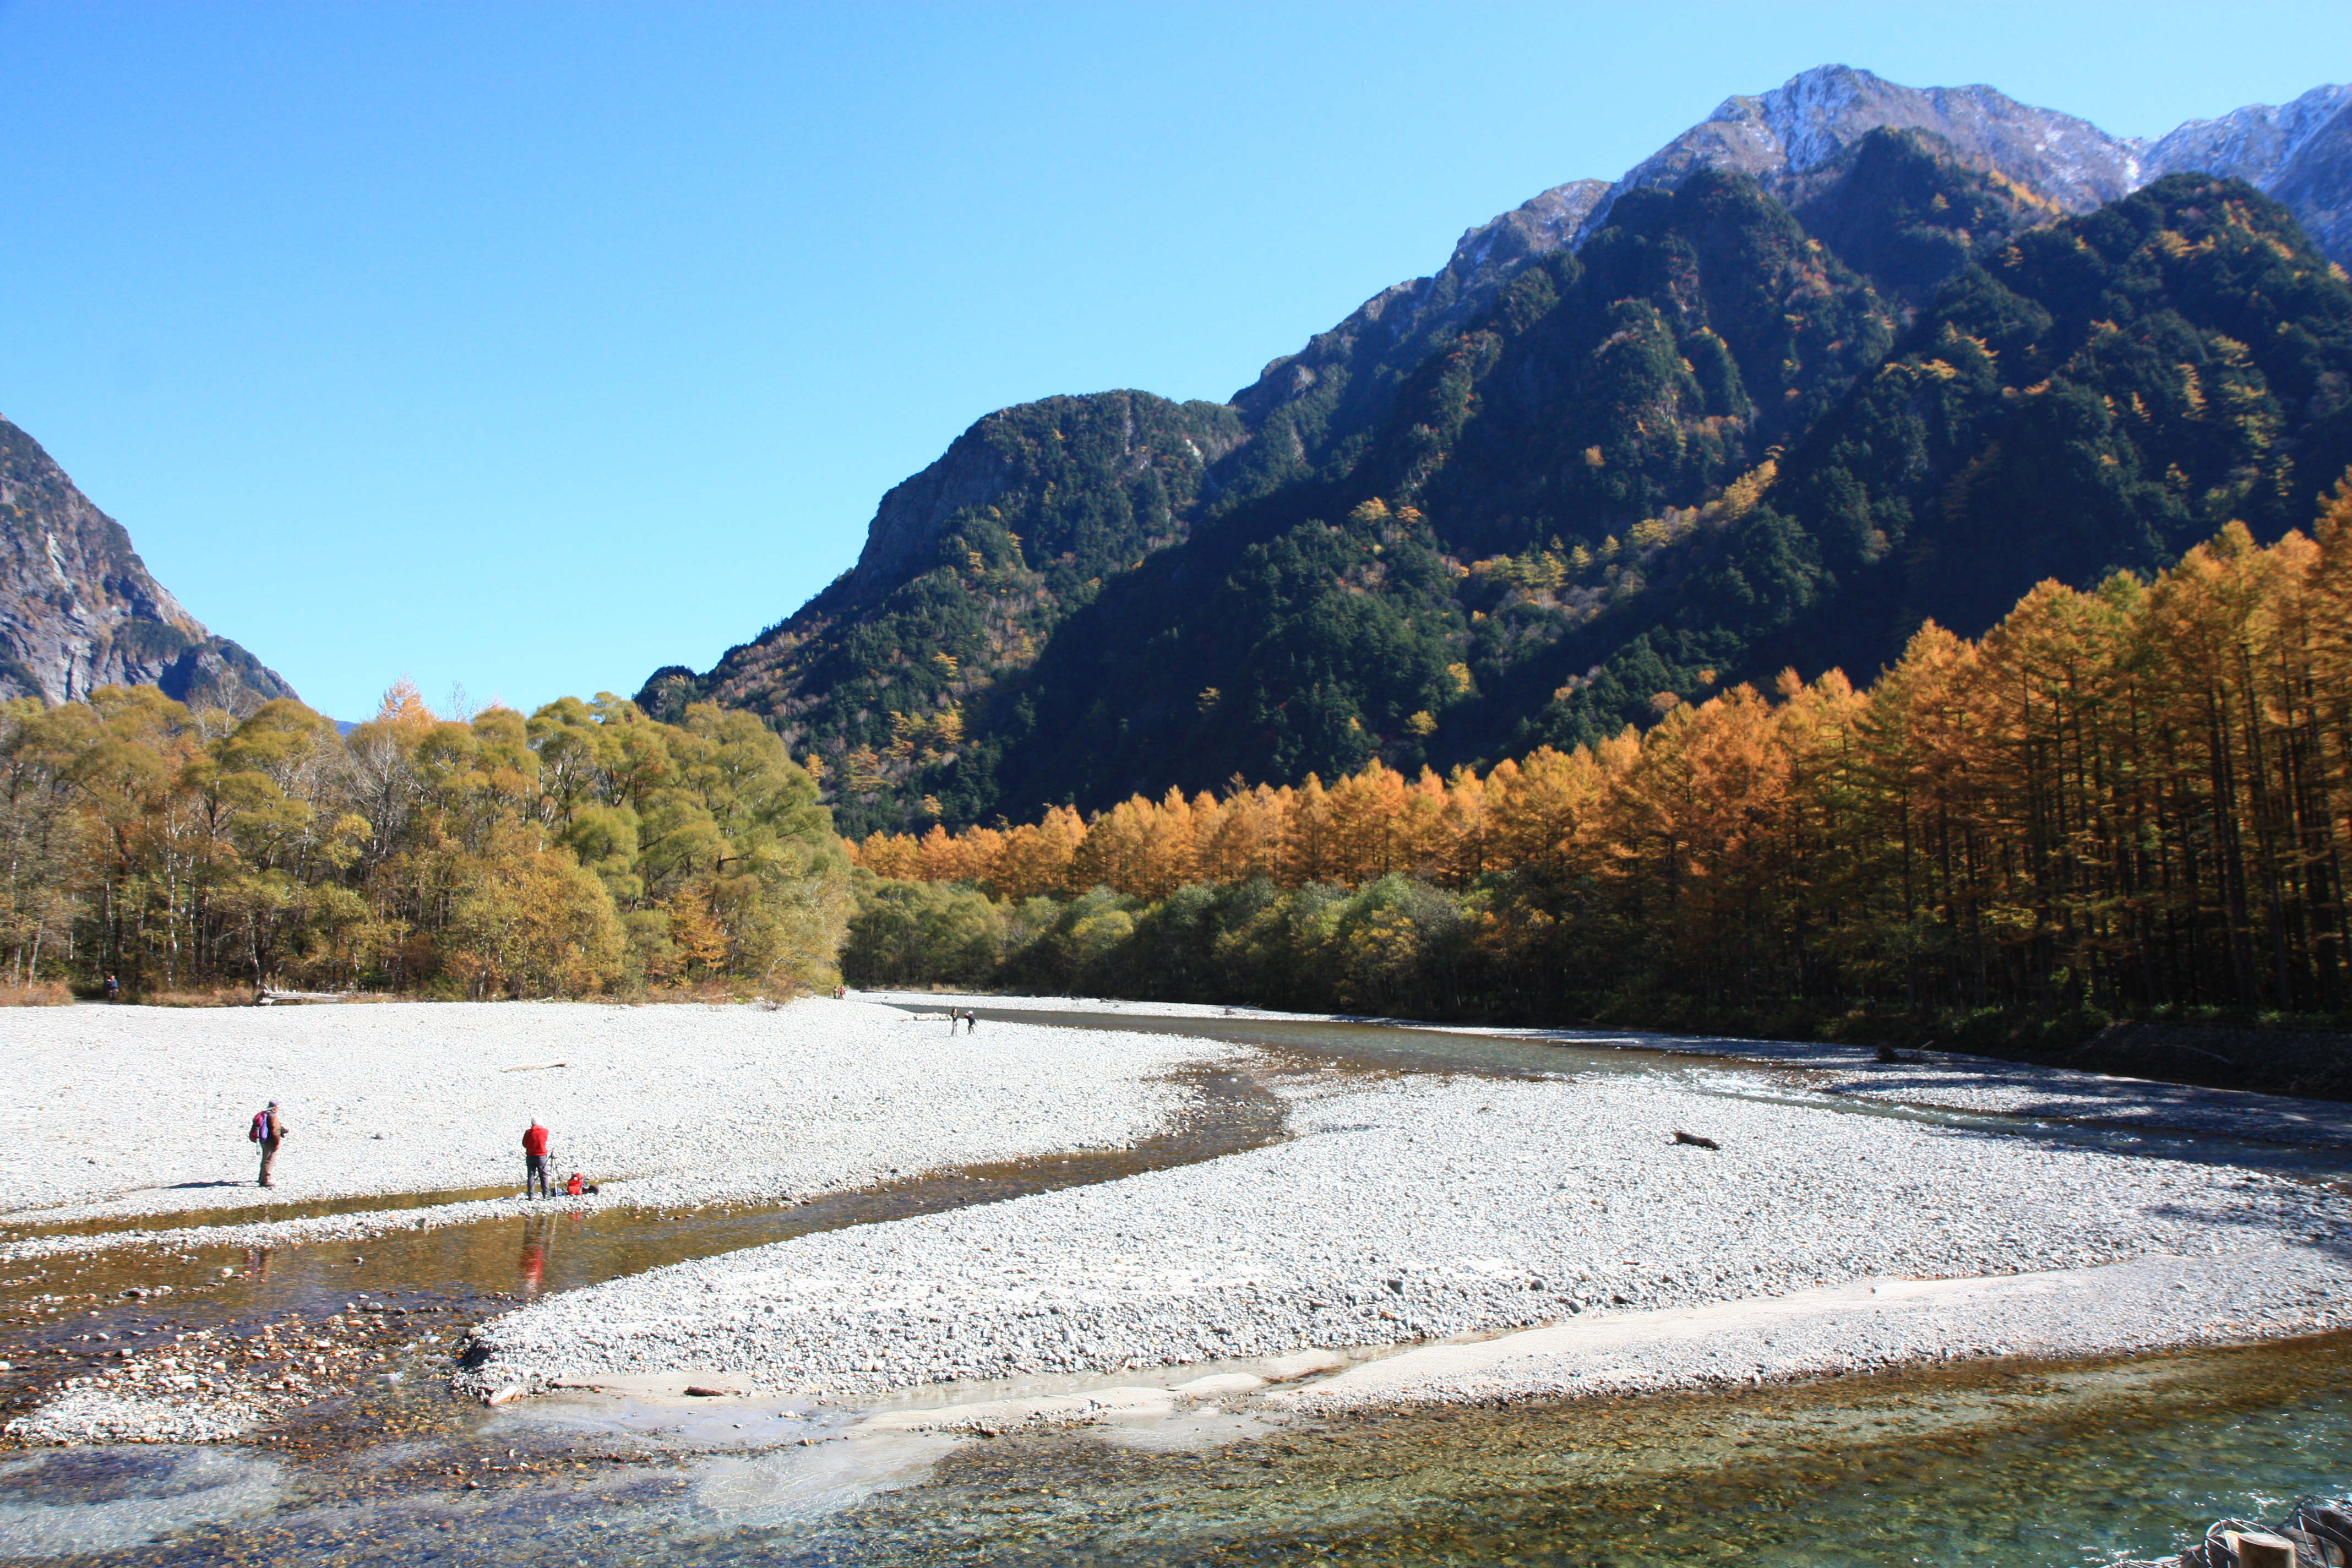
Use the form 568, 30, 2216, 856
632, 66, 2352, 838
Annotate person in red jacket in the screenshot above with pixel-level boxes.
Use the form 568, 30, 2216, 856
522, 1120, 552, 1199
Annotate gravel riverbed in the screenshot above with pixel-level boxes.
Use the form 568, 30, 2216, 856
1, 999, 1233, 1445
856, 990, 2352, 1148
458, 1070, 2352, 1405
0, 1000, 1217, 1228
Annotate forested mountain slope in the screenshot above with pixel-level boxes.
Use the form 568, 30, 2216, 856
0, 418, 296, 711
636, 393, 1245, 804
643, 67, 2352, 837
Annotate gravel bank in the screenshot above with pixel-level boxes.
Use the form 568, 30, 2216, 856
1273, 1248, 2352, 1410
458, 1071, 2352, 1404
0, 1000, 1219, 1228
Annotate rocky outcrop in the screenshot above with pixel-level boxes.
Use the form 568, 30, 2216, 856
0, 418, 296, 711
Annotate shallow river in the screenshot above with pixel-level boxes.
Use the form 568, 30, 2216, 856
1, 1006, 2345, 1565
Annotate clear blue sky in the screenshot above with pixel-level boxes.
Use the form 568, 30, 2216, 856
1, 1, 2343, 721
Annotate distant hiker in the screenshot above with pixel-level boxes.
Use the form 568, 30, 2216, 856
966, 1010, 978, 1033
248, 1101, 285, 1188
565, 1171, 584, 1197
104, 973, 121, 1003
522, 1120, 552, 1199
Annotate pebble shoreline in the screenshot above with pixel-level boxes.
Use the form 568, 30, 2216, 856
458, 1071, 2352, 1406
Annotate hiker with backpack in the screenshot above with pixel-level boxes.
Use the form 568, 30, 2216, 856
248, 1101, 286, 1188
522, 1119, 553, 1199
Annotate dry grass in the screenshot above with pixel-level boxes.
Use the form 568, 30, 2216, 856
619, 979, 787, 1006
0, 980, 74, 1007
140, 987, 259, 1009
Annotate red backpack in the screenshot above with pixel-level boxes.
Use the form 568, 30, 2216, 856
248, 1110, 271, 1143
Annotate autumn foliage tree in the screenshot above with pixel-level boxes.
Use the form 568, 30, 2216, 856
0, 682, 850, 998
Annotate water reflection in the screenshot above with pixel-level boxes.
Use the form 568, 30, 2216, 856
516, 1219, 549, 1298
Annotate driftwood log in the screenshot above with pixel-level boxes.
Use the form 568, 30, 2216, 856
1670, 1130, 1720, 1150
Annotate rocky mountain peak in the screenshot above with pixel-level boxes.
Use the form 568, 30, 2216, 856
2148, 84, 2352, 188
1232, 63, 2340, 437
1582, 64, 2149, 241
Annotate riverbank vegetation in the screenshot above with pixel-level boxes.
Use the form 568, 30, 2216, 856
844, 491, 2352, 1043
0, 684, 848, 999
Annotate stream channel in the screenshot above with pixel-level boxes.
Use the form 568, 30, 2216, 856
1, 1006, 2348, 1565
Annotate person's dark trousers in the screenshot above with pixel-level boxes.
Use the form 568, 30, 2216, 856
526, 1155, 551, 1198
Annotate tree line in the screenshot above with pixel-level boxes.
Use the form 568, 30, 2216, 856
843, 483, 2352, 1033
0, 683, 848, 999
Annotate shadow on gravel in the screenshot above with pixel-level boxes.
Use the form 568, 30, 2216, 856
1885, 1111, 2352, 1189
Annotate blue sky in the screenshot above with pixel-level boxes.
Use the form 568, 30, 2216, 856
2, 1, 2344, 722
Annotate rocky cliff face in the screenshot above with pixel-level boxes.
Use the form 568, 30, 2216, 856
0, 418, 296, 711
